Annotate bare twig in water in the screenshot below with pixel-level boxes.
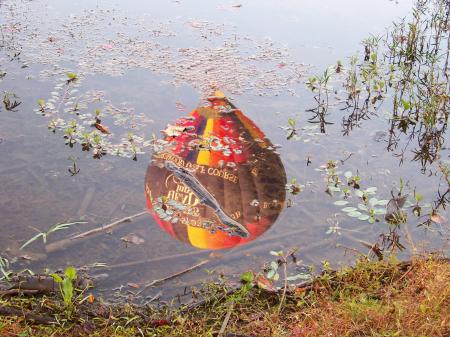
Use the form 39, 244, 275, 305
335, 243, 366, 257
339, 152, 354, 164
104, 250, 211, 270
45, 210, 148, 253
136, 260, 210, 295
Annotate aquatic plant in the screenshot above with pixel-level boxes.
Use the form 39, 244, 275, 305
50, 266, 77, 308
67, 156, 80, 176
305, 66, 335, 133
20, 221, 87, 250
2, 91, 21, 111
0, 256, 11, 281
300, 0, 449, 169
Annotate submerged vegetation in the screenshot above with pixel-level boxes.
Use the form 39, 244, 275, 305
303, 0, 449, 172
298, 0, 450, 242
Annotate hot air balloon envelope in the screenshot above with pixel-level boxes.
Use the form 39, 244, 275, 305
145, 92, 287, 249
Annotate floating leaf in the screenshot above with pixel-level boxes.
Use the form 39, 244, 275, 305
286, 273, 310, 281
328, 186, 341, 192
270, 261, 279, 271
334, 200, 349, 206
369, 198, 379, 206
366, 187, 377, 193
95, 123, 110, 134
267, 269, 279, 280
358, 204, 368, 211
355, 190, 364, 198
358, 214, 370, 221
344, 171, 353, 179
270, 250, 282, 256
342, 207, 357, 213
348, 211, 362, 217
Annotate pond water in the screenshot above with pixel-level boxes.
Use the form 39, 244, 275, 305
0, 0, 448, 303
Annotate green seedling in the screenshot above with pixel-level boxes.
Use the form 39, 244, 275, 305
286, 178, 303, 195
66, 72, 78, 83
50, 266, 77, 308
282, 118, 298, 140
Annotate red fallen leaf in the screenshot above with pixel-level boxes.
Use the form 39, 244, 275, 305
150, 319, 170, 327
127, 282, 140, 289
255, 274, 277, 292
277, 62, 287, 69
95, 122, 110, 134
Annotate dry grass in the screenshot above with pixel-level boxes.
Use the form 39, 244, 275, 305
0, 255, 449, 336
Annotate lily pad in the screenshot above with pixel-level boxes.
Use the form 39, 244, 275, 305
348, 211, 362, 217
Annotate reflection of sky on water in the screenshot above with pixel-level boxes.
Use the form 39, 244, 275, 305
39, 0, 415, 68
0, 0, 446, 301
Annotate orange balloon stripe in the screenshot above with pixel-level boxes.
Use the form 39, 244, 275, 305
188, 225, 242, 249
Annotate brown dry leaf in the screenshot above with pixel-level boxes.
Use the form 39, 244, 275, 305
255, 275, 276, 292
121, 233, 145, 245
294, 287, 307, 296
127, 282, 140, 289
94, 122, 110, 134
208, 252, 223, 259
431, 213, 446, 224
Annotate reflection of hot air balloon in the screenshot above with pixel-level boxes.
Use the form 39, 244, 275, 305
145, 91, 286, 249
